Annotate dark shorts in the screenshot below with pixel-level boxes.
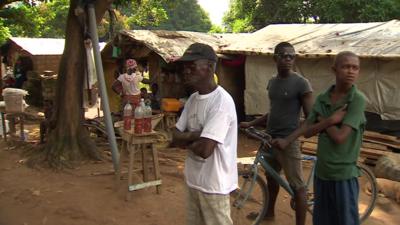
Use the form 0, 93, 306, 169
265, 140, 305, 190
313, 176, 360, 225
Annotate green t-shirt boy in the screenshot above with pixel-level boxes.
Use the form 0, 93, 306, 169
307, 85, 366, 180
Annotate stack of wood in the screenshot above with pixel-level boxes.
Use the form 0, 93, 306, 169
300, 131, 400, 167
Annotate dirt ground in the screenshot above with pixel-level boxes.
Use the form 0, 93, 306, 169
1, 114, 400, 225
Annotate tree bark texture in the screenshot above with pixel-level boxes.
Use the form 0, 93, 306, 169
38, 0, 114, 168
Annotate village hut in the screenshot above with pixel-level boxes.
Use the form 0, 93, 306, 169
0, 37, 64, 104
1, 37, 64, 75
101, 30, 248, 119
220, 20, 400, 134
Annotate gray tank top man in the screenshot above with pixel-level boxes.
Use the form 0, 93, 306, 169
266, 72, 313, 138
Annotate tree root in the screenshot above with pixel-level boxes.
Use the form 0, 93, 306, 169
27, 128, 103, 170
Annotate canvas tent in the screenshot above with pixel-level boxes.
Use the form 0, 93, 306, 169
221, 20, 400, 121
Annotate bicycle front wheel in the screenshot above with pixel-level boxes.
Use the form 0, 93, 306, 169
358, 164, 377, 223
230, 170, 269, 225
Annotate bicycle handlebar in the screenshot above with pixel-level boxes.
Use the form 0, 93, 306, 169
241, 127, 317, 161
241, 127, 272, 146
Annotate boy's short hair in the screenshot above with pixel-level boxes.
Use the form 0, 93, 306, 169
274, 42, 295, 54
140, 87, 147, 92
333, 51, 359, 67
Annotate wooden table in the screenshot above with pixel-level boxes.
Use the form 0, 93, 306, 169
118, 130, 162, 201
0, 105, 25, 141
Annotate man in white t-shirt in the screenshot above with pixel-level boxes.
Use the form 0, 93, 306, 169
173, 43, 238, 225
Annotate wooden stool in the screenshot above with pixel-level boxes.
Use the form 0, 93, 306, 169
118, 130, 162, 201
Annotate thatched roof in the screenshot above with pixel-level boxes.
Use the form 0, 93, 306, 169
105, 30, 249, 62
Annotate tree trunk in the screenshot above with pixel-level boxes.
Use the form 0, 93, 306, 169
34, 0, 114, 168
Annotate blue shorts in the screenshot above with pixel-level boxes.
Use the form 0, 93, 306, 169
313, 176, 359, 225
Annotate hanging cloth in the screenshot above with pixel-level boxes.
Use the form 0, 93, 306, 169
83, 39, 99, 108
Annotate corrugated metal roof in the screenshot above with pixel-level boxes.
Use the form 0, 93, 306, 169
9, 37, 107, 56
220, 20, 400, 58
115, 30, 249, 62
10, 37, 65, 55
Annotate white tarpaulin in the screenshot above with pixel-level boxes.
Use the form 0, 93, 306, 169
245, 56, 400, 120
222, 20, 400, 58
223, 20, 400, 120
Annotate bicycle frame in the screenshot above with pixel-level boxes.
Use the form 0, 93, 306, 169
236, 127, 376, 223
257, 150, 295, 196
237, 140, 317, 210
257, 144, 318, 196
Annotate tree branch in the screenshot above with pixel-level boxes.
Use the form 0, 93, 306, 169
94, 0, 116, 23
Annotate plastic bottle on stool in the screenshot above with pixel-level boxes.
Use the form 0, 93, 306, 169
123, 103, 132, 131
143, 101, 152, 133
134, 99, 145, 134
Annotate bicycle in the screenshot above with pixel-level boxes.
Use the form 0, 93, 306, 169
230, 127, 378, 225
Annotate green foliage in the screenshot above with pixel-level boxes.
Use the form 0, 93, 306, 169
0, 0, 215, 41
38, 0, 69, 38
0, 0, 67, 38
230, 18, 253, 33
98, 10, 130, 41
0, 3, 45, 37
116, 0, 168, 28
222, 0, 303, 32
155, 0, 212, 32
223, 0, 400, 32
312, 0, 400, 23
0, 0, 132, 39
119, 0, 212, 32
209, 25, 225, 34
223, 0, 256, 32
0, 18, 11, 45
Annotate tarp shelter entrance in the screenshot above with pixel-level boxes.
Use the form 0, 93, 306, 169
221, 20, 400, 122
